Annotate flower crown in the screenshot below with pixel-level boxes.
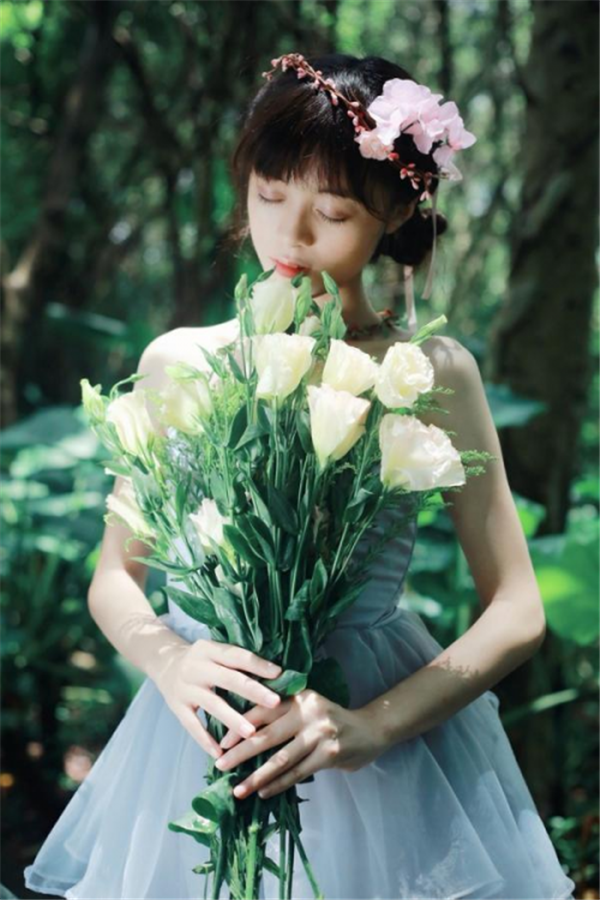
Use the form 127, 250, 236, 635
262, 52, 477, 201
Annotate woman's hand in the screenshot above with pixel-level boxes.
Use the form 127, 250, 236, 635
154, 638, 283, 759
213, 689, 388, 800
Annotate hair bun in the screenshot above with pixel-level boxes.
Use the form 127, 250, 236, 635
373, 207, 448, 267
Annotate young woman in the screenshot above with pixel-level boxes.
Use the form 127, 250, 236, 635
24, 52, 576, 899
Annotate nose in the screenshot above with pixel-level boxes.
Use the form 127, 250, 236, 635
279, 204, 315, 249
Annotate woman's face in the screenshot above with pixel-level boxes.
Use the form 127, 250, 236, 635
246, 169, 414, 299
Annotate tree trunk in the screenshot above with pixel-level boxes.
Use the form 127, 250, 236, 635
487, 0, 598, 816
1, 0, 121, 426
487, 0, 599, 535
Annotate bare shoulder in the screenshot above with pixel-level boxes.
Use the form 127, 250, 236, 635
137, 318, 239, 390
416, 335, 482, 434
418, 334, 476, 385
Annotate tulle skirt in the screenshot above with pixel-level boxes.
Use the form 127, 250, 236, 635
24, 603, 576, 899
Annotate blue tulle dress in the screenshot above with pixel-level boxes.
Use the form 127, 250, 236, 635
24, 493, 576, 899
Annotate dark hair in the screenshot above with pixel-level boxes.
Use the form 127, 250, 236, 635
225, 52, 448, 269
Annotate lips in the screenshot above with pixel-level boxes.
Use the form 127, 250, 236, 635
271, 258, 310, 277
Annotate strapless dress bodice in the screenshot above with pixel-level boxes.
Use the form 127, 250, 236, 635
163, 491, 418, 644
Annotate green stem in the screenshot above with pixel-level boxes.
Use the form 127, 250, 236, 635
283, 796, 324, 900
285, 818, 295, 900
244, 753, 264, 899
211, 830, 228, 900
279, 795, 287, 899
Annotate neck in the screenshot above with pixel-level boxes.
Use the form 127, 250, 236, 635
312, 272, 382, 329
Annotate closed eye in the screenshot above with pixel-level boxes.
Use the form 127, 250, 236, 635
256, 193, 348, 225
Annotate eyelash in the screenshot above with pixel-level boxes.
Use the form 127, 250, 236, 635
257, 193, 347, 225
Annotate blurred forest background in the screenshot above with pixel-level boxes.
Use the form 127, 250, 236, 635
1, 0, 598, 897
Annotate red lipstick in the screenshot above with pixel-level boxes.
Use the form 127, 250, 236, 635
271, 258, 310, 278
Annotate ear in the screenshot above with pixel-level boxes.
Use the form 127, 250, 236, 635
384, 198, 419, 235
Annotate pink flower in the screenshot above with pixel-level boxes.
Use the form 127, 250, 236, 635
355, 77, 476, 179
355, 129, 392, 160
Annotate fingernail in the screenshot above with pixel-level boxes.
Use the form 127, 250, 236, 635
268, 663, 281, 673
266, 694, 280, 707
241, 722, 255, 737
211, 747, 221, 760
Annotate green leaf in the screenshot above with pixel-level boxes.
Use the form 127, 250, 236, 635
309, 558, 328, 612
263, 857, 282, 878
222, 524, 265, 567
191, 775, 236, 824
163, 585, 221, 629
233, 423, 268, 451
195, 344, 226, 379
321, 271, 340, 298
264, 668, 308, 696
129, 556, 199, 576
295, 408, 313, 455
228, 405, 248, 449
530, 519, 599, 645
211, 587, 254, 646
285, 582, 310, 621
226, 350, 247, 383
168, 810, 218, 847
235, 513, 276, 565
267, 484, 299, 535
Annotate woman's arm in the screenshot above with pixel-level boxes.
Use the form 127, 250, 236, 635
362, 337, 547, 747
87, 333, 194, 688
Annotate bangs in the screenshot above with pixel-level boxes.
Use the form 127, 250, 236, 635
232, 78, 404, 220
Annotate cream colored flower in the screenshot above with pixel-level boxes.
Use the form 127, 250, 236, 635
105, 390, 154, 458
298, 315, 321, 337
379, 414, 465, 491
321, 339, 379, 396
374, 342, 435, 409
252, 333, 316, 401
106, 479, 154, 537
158, 377, 213, 435
249, 274, 296, 334
189, 498, 232, 555
80, 379, 105, 422
307, 383, 371, 469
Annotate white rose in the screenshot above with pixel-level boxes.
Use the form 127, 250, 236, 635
298, 315, 321, 337
321, 339, 379, 396
379, 414, 465, 491
307, 383, 371, 469
105, 390, 154, 458
106, 478, 154, 538
250, 274, 296, 334
374, 342, 435, 409
189, 498, 232, 555
159, 377, 213, 435
252, 333, 316, 401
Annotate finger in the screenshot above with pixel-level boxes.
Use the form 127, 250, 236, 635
202, 642, 282, 680
179, 706, 223, 759
212, 665, 282, 710
216, 713, 296, 774
230, 735, 311, 799
219, 703, 289, 749
196, 688, 258, 739
256, 746, 323, 800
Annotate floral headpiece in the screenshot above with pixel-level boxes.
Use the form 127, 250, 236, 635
262, 53, 477, 321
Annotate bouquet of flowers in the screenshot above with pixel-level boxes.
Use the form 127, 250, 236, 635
81, 269, 493, 900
